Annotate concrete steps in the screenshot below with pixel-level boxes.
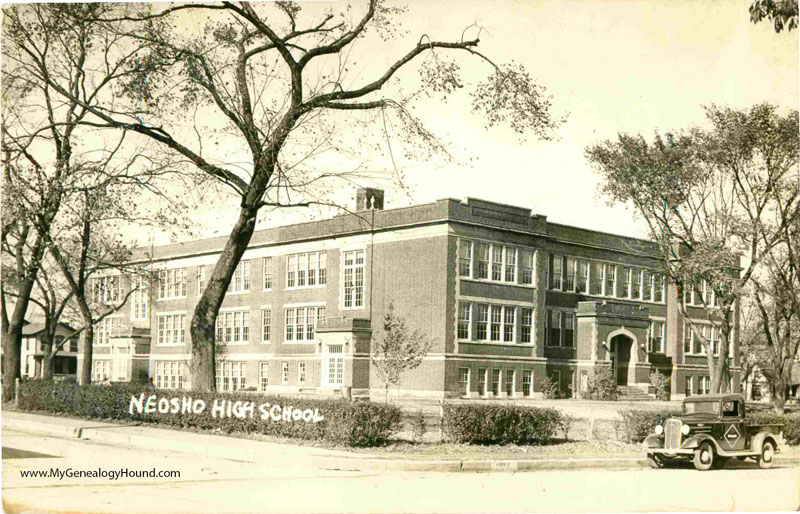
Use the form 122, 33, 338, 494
617, 386, 654, 401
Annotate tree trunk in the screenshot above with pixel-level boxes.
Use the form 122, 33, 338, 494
190, 207, 259, 391
41, 351, 54, 380
79, 324, 93, 385
2, 327, 22, 401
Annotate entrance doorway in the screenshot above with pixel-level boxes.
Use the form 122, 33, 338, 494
609, 334, 633, 385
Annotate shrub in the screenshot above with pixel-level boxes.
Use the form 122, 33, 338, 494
747, 412, 800, 446
582, 368, 619, 401
442, 403, 562, 445
131, 368, 149, 385
618, 409, 670, 443
560, 413, 577, 441
409, 410, 427, 443
541, 377, 560, 399
649, 371, 670, 401
17, 380, 402, 447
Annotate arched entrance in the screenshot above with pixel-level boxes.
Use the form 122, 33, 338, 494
609, 334, 635, 385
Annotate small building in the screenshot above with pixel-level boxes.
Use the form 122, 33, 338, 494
21, 322, 79, 378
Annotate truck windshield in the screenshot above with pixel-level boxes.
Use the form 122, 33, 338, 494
683, 401, 719, 415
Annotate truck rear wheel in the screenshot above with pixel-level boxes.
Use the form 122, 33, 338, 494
758, 441, 775, 469
693, 442, 714, 471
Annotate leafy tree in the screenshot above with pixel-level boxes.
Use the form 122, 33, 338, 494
750, 0, 799, 32
586, 104, 800, 394
28, 1, 561, 390
371, 302, 433, 403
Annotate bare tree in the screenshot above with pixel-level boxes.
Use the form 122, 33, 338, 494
586, 104, 800, 393
28, 1, 562, 390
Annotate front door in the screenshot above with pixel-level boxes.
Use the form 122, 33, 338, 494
720, 399, 746, 451
611, 335, 632, 385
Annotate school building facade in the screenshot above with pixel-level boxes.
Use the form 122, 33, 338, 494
84, 189, 740, 400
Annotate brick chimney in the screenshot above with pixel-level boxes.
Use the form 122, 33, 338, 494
356, 188, 384, 211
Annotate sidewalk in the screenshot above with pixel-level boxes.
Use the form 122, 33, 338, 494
3, 410, 797, 473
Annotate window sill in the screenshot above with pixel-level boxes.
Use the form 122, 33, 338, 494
218, 342, 249, 346
458, 340, 535, 347
285, 285, 327, 291
156, 297, 188, 302
459, 277, 536, 288
545, 345, 575, 349
283, 340, 316, 344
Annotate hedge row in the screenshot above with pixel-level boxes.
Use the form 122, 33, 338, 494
18, 380, 401, 447
747, 412, 800, 446
442, 403, 562, 445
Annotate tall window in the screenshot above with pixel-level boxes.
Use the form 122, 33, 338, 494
503, 307, 515, 342
92, 360, 111, 382
700, 375, 710, 395
550, 254, 563, 290
520, 308, 533, 344
95, 317, 123, 346
564, 257, 576, 292
477, 368, 488, 396
262, 257, 273, 290
475, 304, 488, 340
642, 270, 653, 301
563, 313, 575, 348
326, 344, 344, 385
653, 274, 664, 303
505, 369, 515, 397
285, 306, 325, 342
459, 240, 472, 277
281, 361, 289, 384
458, 303, 471, 339
93, 276, 122, 304
261, 308, 271, 343
297, 362, 306, 385
491, 246, 503, 281
131, 276, 148, 320
547, 310, 574, 347
475, 243, 489, 279
227, 260, 250, 293
458, 368, 470, 395
504, 248, 517, 282
490, 305, 502, 341
631, 269, 642, 300
547, 310, 561, 346
155, 361, 184, 390
685, 376, 694, 396
259, 362, 269, 392
157, 314, 186, 345
286, 251, 327, 288
520, 249, 535, 285
683, 322, 694, 354
620, 267, 631, 298
196, 266, 206, 295
577, 260, 590, 294
491, 369, 501, 396
215, 310, 249, 344
216, 361, 247, 392
343, 250, 365, 308
522, 370, 533, 397
650, 321, 665, 353
604, 264, 617, 297
591, 262, 604, 295
157, 268, 187, 299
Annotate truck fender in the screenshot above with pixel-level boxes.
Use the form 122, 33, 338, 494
644, 434, 663, 449
681, 434, 717, 451
751, 432, 779, 454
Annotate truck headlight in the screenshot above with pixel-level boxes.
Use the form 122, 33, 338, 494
655, 424, 663, 435
681, 424, 691, 435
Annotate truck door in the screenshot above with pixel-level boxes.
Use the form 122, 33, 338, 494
721, 400, 746, 451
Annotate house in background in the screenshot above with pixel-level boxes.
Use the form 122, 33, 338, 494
21, 322, 79, 379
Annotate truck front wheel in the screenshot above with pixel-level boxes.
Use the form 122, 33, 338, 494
693, 442, 714, 471
758, 441, 775, 469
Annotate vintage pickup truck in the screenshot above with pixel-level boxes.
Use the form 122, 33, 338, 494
644, 393, 784, 471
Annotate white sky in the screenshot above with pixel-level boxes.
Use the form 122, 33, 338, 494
155, 0, 799, 243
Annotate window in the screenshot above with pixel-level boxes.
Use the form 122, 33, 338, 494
261, 308, 271, 343
475, 243, 489, 279
700, 375, 710, 395
477, 368, 487, 396
262, 257, 273, 290
475, 304, 488, 340
284, 306, 325, 342
650, 321, 665, 353
259, 362, 269, 392
458, 239, 472, 277
699, 325, 710, 355
711, 327, 719, 355
286, 251, 327, 288
723, 400, 741, 417
604, 264, 617, 297
577, 260, 589, 294
490, 305, 502, 341
458, 368, 470, 395
157, 314, 186, 345
550, 254, 563, 290
216, 361, 247, 392
491, 246, 503, 281
683, 322, 693, 354
92, 276, 122, 304
157, 268, 187, 299
685, 376, 694, 396
503, 307, 515, 342
197, 266, 206, 295
297, 362, 306, 385
520, 250, 535, 285
547, 310, 561, 346
458, 303, 471, 340
343, 250, 365, 308
564, 257, 576, 292
491, 369, 501, 396
130, 276, 148, 320
591, 262, 604, 295
505, 369, 515, 397
520, 308, 533, 344
227, 260, 250, 293
620, 267, 631, 298
643, 270, 653, 301
215, 310, 249, 344
654, 274, 665, 303
563, 313, 575, 348
504, 248, 517, 283
155, 361, 184, 390
95, 317, 123, 346
522, 370, 533, 397
92, 360, 111, 382
631, 269, 641, 300
326, 345, 344, 386
547, 310, 574, 347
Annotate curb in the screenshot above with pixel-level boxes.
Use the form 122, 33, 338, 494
5, 414, 799, 473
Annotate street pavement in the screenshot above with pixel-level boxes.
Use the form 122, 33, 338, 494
3, 425, 800, 514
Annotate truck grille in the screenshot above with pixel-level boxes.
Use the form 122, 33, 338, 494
664, 419, 682, 450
